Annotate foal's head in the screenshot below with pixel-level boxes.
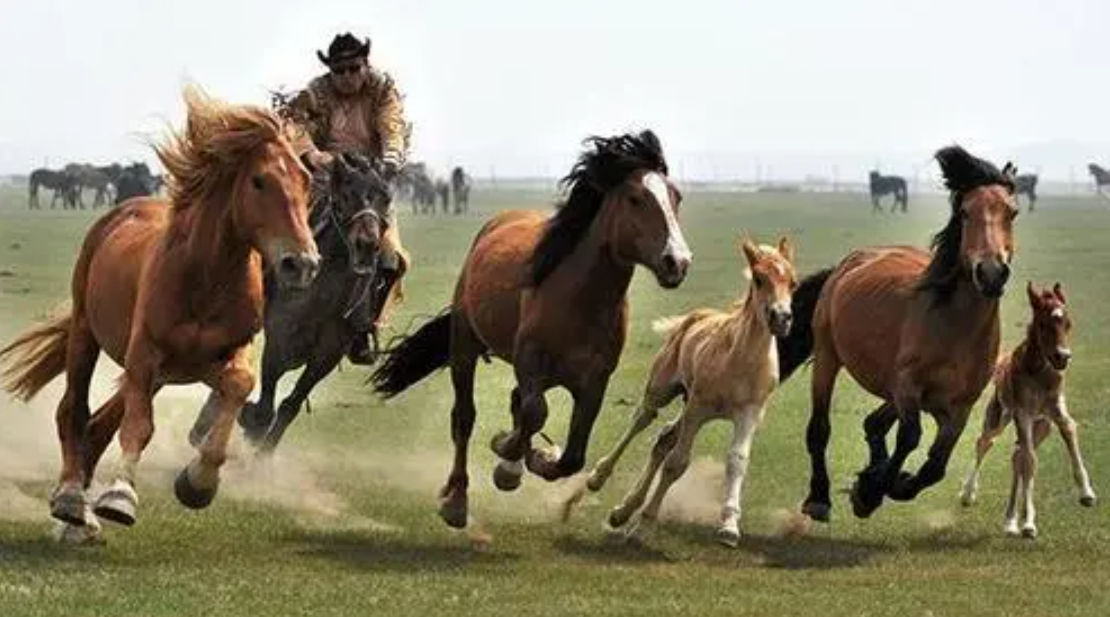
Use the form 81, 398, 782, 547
327, 153, 390, 275
1027, 282, 1072, 371
741, 237, 797, 337
928, 146, 1018, 300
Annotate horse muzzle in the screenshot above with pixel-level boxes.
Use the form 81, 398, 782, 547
654, 252, 691, 289
972, 259, 1010, 299
768, 306, 793, 338
275, 250, 321, 290
1049, 347, 1072, 371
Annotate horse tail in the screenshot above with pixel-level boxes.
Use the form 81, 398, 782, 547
777, 267, 834, 382
0, 307, 72, 401
370, 310, 452, 398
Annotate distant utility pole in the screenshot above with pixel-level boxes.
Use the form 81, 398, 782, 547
832, 164, 840, 192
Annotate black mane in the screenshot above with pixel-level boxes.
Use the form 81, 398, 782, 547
918, 145, 1014, 302
530, 130, 668, 286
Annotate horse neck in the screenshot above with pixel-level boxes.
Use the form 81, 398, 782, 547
556, 205, 636, 311
939, 276, 1001, 334
727, 290, 773, 357
1014, 324, 1051, 379
176, 187, 254, 294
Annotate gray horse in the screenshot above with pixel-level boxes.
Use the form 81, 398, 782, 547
188, 153, 392, 452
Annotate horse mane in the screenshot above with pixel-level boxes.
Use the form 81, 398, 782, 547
530, 130, 669, 286
154, 86, 297, 212
918, 145, 1014, 302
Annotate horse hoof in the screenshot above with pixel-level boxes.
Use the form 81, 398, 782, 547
489, 430, 514, 459
801, 500, 831, 523
1021, 526, 1038, 540
49, 485, 88, 527
492, 460, 523, 492
585, 469, 608, 493
1080, 494, 1097, 508
525, 445, 563, 480
174, 467, 219, 510
716, 527, 741, 548
608, 506, 633, 530
93, 481, 139, 526
849, 482, 881, 519
438, 494, 469, 530
1004, 520, 1021, 536
960, 491, 977, 508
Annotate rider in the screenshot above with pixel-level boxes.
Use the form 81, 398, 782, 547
283, 33, 412, 365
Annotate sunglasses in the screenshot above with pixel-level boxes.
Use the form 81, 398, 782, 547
332, 64, 364, 76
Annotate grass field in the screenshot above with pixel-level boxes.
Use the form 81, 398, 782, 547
1, 184, 1108, 616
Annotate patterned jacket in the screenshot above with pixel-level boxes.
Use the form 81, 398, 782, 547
281, 68, 411, 172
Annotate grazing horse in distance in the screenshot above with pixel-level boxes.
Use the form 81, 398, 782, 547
1088, 163, 1110, 197
960, 282, 1096, 538
582, 237, 796, 547
371, 131, 692, 529
778, 145, 1018, 522
451, 166, 471, 214
28, 168, 77, 209
227, 153, 391, 453
868, 171, 908, 213
0, 87, 319, 542
113, 163, 158, 205
1014, 174, 1039, 212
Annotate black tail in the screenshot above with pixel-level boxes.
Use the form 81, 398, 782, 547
370, 311, 452, 398
777, 267, 834, 382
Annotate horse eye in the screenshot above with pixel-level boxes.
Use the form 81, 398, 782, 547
754, 276, 764, 289
251, 175, 265, 191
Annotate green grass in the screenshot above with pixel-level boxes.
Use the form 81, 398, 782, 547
1, 185, 1109, 616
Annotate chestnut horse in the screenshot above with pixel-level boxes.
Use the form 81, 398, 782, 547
777, 145, 1018, 522
371, 131, 691, 528
960, 282, 1096, 538
0, 88, 319, 540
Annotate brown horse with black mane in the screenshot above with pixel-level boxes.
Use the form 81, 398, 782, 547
778, 145, 1018, 521
371, 131, 691, 528
0, 87, 319, 540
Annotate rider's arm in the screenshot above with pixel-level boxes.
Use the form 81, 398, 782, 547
376, 76, 409, 176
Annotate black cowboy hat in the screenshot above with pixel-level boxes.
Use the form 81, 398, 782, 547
317, 33, 370, 66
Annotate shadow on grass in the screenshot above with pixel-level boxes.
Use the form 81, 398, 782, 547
281, 529, 522, 573
551, 532, 673, 564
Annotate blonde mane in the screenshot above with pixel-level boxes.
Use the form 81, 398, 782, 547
154, 86, 298, 211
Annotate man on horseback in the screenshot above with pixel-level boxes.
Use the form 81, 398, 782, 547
282, 32, 411, 364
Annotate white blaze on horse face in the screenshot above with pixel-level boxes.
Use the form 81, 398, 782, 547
642, 172, 692, 264
1051, 307, 1065, 320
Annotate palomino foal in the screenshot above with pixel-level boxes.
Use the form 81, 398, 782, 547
960, 282, 1096, 538
585, 237, 796, 546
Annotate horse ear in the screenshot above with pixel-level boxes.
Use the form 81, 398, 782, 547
1053, 282, 1066, 304
777, 236, 794, 263
739, 237, 760, 265
1026, 281, 1040, 309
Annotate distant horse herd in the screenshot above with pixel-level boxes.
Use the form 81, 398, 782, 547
27, 162, 162, 209
394, 162, 473, 215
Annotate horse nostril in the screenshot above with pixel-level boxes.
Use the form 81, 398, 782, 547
998, 262, 1011, 285
280, 255, 298, 275
661, 254, 678, 273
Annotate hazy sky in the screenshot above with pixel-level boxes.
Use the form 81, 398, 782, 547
1, 0, 1107, 180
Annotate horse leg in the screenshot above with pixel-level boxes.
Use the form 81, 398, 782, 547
258, 347, 343, 454
629, 412, 709, 541
56, 393, 127, 544
718, 406, 760, 548
608, 419, 680, 529
440, 343, 481, 528
1009, 414, 1040, 538
587, 380, 681, 492
1049, 395, 1096, 507
801, 346, 841, 522
188, 391, 222, 449
93, 360, 156, 526
533, 378, 609, 481
851, 401, 922, 518
174, 349, 255, 510
50, 319, 100, 527
888, 407, 971, 502
490, 357, 548, 488
863, 402, 897, 471
239, 343, 283, 444
961, 394, 1008, 507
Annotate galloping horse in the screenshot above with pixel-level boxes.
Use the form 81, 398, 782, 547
960, 282, 1096, 538
229, 153, 391, 453
778, 145, 1018, 522
0, 87, 319, 540
583, 237, 796, 546
371, 131, 691, 528
868, 171, 908, 214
